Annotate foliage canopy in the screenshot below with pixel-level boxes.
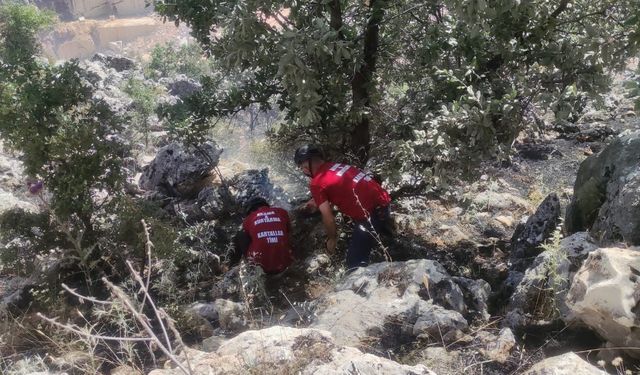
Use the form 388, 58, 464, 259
156, 0, 640, 181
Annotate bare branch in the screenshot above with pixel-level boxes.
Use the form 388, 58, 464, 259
37, 313, 152, 342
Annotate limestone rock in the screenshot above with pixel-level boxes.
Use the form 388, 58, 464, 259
451, 276, 492, 321
0, 192, 37, 215
213, 298, 247, 332
470, 191, 532, 211
196, 185, 229, 219
188, 302, 218, 322
94, 18, 159, 48
412, 303, 468, 343
229, 168, 280, 209
475, 328, 516, 363
511, 193, 561, 270
91, 53, 135, 72
566, 131, 640, 245
506, 232, 598, 328
413, 347, 462, 375
149, 327, 435, 375
311, 260, 479, 349
200, 336, 225, 352
160, 74, 202, 99
139, 142, 222, 197
524, 352, 605, 375
564, 247, 640, 358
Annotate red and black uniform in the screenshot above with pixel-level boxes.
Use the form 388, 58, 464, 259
242, 206, 293, 274
310, 162, 392, 268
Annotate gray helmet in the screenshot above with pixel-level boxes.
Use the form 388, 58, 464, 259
294, 144, 323, 165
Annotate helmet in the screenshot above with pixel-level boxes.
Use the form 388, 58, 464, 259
244, 197, 269, 216
294, 144, 323, 165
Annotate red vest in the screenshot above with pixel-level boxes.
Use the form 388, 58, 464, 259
242, 206, 293, 273
310, 162, 391, 221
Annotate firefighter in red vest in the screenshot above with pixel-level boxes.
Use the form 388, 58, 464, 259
235, 197, 294, 274
294, 145, 392, 269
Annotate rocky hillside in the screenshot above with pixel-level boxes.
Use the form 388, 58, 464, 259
1, 52, 640, 375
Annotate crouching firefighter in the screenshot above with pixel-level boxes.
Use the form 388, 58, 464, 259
233, 197, 294, 274
294, 145, 393, 270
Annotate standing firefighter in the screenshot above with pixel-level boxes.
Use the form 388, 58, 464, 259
294, 145, 392, 269
235, 197, 294, 274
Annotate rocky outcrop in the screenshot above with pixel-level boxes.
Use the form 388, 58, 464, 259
148, 326, 435, 375
90, 53, 135, 72
523, 352, 605, 374
229, 168, 285, 209
510, 193, 561, 271
565, 131, 640, 245
564, 247, 640, 358
159, 74, 202, 99
505, 232, 598, 328
139, 142, 222, 198
310, 260, 489, 349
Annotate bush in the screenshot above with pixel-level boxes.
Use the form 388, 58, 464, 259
122, 77, 164, 147
145, 42, 213, 79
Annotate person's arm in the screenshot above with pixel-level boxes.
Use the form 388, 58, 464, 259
231, 229, 250, 265
317, 201, 337, 254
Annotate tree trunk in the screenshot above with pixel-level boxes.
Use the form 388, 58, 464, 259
350, 0, 385, 166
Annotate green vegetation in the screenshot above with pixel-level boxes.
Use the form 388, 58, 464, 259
145, 42, 213, 79
155, 0, 640, 178
122, 77, 164, 146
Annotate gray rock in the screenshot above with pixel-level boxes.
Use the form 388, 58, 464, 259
91, 53, 136, 72
451, 276, 491, 321
188, 302, 218, 322
511, 193, 561, 270
160, 74, 202, 99
432, 279, 466, 316
413, 347, 462, 375
148, 326, 435, 375
213, 299, 247, 332
524, 352, 605, 374
565, 247, 640, 359
229, 168, 278, 208
506, 232, 598, 328
311, 260, 473, 349
197, 185, 229, 219
304, 253, 331, 274
139, 142, 222, 197
475, 328, 516, 363
412, 302, 468, 344
566, 131, 640, 245
200, 336, 225, 352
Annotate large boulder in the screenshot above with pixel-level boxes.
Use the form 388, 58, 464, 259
139, 142, 223, 197
564, 247, 640, 358
565, 131, 640, 245
148, 326, 435, 375
505, 232, 598, 328
524, 352, 605, 375
310, 260, 489, 349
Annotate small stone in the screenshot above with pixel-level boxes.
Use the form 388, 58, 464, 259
495, 215, 515, 227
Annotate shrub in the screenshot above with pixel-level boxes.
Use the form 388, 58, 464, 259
145, 42, 213, 79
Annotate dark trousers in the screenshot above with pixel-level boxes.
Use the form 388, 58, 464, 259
346, 206, 391, 269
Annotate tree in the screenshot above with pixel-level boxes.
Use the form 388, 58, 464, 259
0, 3, 127, 237
154, 0, 639, 172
